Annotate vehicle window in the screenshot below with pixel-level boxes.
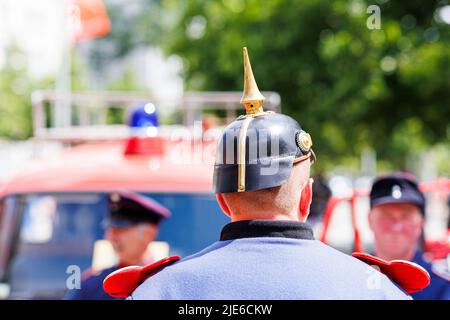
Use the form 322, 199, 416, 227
8, 194, 107, 299
6, 192, 228, 299
20, 195, 56, 243
145, 192, 229, 256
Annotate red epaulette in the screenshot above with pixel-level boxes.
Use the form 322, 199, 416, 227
352, 252, 430, 294
103, 256, 180, 298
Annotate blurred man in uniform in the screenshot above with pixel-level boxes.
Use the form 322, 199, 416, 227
369, 173, 450, 300
109, 48, 422, 300
65, 190, 170, 300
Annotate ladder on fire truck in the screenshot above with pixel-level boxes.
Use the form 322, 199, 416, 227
31, 90, 281, 143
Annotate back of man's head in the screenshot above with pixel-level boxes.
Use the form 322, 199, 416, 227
220, 159, 311, 221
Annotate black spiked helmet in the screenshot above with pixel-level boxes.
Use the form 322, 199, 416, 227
213, 48, 316, 194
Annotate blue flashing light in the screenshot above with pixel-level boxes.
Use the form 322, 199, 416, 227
128, 102, 159, 128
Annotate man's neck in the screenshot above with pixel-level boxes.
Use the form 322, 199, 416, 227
231, 212, 300, 222
231, 207, 309, 222
375, 247, 417, 262
119, 250, 153, 266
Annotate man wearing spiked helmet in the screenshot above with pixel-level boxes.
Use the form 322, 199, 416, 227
104, 48, 429, 300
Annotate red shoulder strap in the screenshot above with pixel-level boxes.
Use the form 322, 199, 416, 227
352, 252, 430, 294
103, 256, 180, 298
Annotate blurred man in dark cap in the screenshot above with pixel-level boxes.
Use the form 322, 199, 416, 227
65, 190, 170, 300
369, 172, 450, 300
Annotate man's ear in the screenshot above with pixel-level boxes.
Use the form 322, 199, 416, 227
216, 193, 231, 217
299, 179, 313, 222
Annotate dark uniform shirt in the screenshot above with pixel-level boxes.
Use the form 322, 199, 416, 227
411, 251, 450, 300
129, 220, 410, 300
65, 266, 122, 300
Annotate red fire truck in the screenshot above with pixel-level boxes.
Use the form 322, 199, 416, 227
0, 90, 281, 299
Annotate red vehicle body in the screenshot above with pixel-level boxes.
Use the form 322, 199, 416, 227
0, 140, 214, 196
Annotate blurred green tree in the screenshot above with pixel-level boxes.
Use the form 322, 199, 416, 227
87, 0, 170, 75
0, 47, 34, 139
0, 46, 91, 140
158, 0, 450, 173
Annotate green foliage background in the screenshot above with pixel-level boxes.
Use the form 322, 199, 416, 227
158, 0, 450, 173
0, 47, 34, 139
1, 0, 449, 174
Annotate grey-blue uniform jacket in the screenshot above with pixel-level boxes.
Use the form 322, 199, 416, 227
129, 220, 411, 299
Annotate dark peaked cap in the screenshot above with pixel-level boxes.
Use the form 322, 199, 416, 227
103, 190, 171, 228
370, 172, 425, 215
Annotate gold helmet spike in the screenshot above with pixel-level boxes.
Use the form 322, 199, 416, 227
240, 47, 265, 115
